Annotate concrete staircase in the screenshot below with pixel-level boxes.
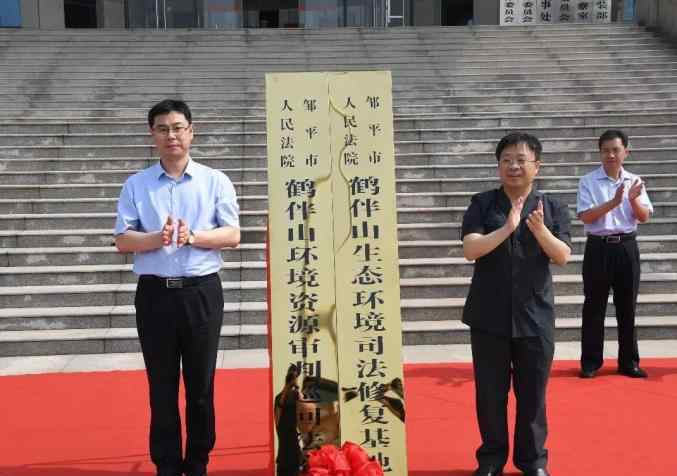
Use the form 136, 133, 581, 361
1, 24, 676, 356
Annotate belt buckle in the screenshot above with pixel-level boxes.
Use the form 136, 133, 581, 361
605, 235, 622, 244
166, 278, 183, 289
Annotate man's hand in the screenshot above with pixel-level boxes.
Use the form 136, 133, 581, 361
628, 178, 643, 202
177, 218, 190, 247
526, 199, 546, 236
161, 216, 174, 246
505, 196, 525, 232
611, 182, 625, 207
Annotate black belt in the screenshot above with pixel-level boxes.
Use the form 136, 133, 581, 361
587, 232, 636, 244
139, 273, 218, 289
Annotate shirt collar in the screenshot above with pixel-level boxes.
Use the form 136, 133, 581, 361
497, 187, 540, 214
154, 157, 195, 181
595, 165, 629, 182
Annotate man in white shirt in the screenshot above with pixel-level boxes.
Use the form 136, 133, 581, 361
576, 129, 653, 379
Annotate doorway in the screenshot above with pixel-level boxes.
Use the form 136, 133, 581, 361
126, 0, 202, 28
441, 0, 473, 25
65, 0, 98, 28
244, 0, 299, 27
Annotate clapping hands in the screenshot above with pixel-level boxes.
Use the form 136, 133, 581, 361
628, 178, 644, 201
506, 196, 525, 232
526, 199, 546, 235
161, 216, 191, 247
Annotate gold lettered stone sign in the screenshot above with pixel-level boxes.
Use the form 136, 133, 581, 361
266, 71, 406, 476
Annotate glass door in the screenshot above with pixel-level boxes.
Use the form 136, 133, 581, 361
164, 0, 202, 27
127, 0, 201, 28
386, 0, 404, 25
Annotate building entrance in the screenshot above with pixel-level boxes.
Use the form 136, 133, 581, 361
65, 0, 98, 28
441, 0, 473, 25
411, 0, 473, 25
244, 0, 299, 27
120, 0, 425, 29
127, 0, 203, 28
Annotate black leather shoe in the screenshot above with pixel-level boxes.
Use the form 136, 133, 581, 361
523, 469, 550, 476
618, 365, 648, 378
473, 467, 503, 476
579, 368, 596, 378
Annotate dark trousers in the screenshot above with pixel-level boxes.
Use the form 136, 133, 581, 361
581, 237, 640, 371
135, 273, 224, 475
471, 330, 554, 472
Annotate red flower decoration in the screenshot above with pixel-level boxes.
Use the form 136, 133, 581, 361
353, 461, 384, 476
341, 442, 370, 470
306, 468, 330, 476
302, 442, 384, 476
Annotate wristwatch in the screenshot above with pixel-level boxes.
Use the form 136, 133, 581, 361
187, 230, 196, 246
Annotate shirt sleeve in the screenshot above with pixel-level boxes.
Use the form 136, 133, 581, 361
114, 180, 140, 236
215, 172, 240, 228
638, 184, 654, 213
576, 175, 594, 215
461, 194, 485, 239
549, 197, 572, 249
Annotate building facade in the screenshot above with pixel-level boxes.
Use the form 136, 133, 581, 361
1, 0, 628, 29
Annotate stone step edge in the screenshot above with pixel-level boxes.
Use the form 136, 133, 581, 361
3, 141, 677, 153
5, 110, 677, 123
4, 61, 677, 73
5, 160, 677, 173
5, 97, 677, 111
1, 315, 676, 344
0, 177, 675, 192
4, 203, 677, 216
4, 87, 677, 103
1, 272, 676, 297
3, 235, 677, 254
5, 202, 677, 214
6, 122, 677, 138
1, 294, 675, 320
3, 148, 677, 162
1, 253, 677, 274
0, 184, 677, 195
3, 81, 677, 96
5, 109, 677, 122
1, 219, 676, 236
3, 212, 677, 224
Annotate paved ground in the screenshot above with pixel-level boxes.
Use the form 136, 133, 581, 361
1, 339, 676, 376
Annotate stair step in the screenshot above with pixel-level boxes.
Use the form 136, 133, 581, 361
1, 253, 676, 286
1, 273, 675, 311
1, 312, 676, 356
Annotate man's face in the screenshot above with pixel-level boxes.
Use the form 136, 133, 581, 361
497, 142, 541, 189
599, 137, 628, 174
150, 111, 194, 161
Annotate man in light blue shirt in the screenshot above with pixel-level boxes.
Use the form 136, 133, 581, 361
115, 99, 240, 476
576, 129, 653, 380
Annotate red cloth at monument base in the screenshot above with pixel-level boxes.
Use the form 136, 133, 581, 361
303, 442, 384, 476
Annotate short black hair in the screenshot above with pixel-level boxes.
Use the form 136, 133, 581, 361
148, 99, 192, 128
495, 132, 543, 161
598, 129, 628, 149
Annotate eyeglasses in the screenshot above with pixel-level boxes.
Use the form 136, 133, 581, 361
499, 158, 538, 168
153, 124, 191, 136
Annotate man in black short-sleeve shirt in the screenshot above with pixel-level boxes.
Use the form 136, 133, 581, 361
461, 133, 572, 476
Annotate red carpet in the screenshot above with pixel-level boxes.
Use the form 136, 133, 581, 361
1, 359, 676, 475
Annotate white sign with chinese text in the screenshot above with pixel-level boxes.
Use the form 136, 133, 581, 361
500, 0, 611, 24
